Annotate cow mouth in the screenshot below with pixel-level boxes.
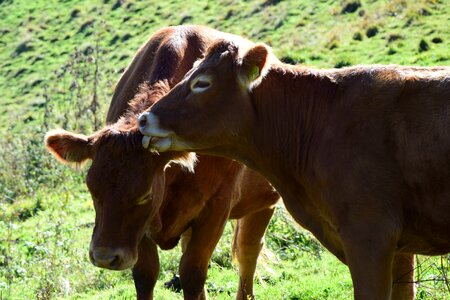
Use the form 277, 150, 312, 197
89, 247, 137, 271
142, 135, 172, 152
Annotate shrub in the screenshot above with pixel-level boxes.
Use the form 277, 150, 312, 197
419, 39, 430, 52
366, 26, 379, 38
341, 1, 361, 14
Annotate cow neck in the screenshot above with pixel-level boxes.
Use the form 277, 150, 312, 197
244, 64, 339, 185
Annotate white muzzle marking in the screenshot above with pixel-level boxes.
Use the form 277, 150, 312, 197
138, 112, 171, 136
138, 112, 173, 151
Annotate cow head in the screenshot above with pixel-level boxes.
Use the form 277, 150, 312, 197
138, 40, 273, 153
45, 127, 195, 270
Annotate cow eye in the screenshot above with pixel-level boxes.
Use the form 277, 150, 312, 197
136, 193, 152, 205
190, 75, 212, 93
136, 195, 148, 205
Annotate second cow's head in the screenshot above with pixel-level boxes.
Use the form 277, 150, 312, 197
45, 127, 195, 270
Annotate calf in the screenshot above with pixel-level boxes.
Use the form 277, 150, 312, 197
45, 26, 279, 299
138, 39, 450, 299
46, 125, 279, 300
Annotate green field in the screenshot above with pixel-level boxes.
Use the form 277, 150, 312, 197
1, 0, 449, 299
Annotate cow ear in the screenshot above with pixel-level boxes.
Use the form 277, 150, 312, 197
239, 43, 271, 87
45, 129, 92, 166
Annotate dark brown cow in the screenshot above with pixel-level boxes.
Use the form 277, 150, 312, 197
139, 39, 450, 299
45, 26, 280, 300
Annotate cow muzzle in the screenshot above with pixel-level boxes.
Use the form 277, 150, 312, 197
89, 246, 135, 270
138, 112, 172, 138
138, 112, 173, 151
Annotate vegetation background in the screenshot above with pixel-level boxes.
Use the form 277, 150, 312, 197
0, 0, 449, 299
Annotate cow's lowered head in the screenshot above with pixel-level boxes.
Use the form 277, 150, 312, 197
45, 127, 196, 270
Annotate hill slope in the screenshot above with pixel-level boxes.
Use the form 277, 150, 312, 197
0, 0, 448, 130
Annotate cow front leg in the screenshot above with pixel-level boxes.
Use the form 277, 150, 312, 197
178, 229, 207, 298
342, 222, 398, 300
233, 207, 275, 300
391, 254, 415, 300
132, 235, 160, 300
179, 197, 231, 300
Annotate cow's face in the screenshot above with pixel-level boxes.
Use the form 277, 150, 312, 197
85, 134, 167, 270
45, 128, 194, 270
138, 40, 272, 153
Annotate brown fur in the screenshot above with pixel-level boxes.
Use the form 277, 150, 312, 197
140, 39, 450, 299
45, 26, 280, 300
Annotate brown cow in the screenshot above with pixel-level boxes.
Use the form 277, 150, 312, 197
138, 39, 450, 299
45, 26, 279, 300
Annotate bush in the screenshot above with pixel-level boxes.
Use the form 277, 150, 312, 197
366, 26, 379, 38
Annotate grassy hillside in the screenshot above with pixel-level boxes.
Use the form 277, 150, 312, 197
0, 0, 448, 130
0, 0, 449, 299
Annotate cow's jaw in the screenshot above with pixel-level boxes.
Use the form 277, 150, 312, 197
142, 135, 173, 152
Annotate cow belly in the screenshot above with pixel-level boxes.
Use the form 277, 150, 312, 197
399, 229, 450, 255
397, 233, 450, 255
400, 197, 450, 255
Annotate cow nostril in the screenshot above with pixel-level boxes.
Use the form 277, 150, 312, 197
109, 255, 121, 268
90, 248, 122, 269
138, 115, 147, 128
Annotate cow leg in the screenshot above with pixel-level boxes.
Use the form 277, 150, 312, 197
178, 229, 207, 298
132, 235, 160, 300
391, 254, 415, 300
233, 207, 275, 300
179, 197, 231, 300
180, 228, 192, 253
342, 222, 398, 300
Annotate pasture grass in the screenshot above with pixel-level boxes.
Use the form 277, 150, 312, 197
1, 0, 449, 299
1, 192, 355, 299
3, 192, 450, 299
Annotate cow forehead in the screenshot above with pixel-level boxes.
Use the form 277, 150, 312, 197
86, 152, 153, 198
206, 48, 236, 67
188, 55, 235, 84
93, 147, 147, 173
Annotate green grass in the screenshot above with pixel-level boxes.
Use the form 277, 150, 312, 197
1, 0, 449, 299
1, 192, 354, 299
